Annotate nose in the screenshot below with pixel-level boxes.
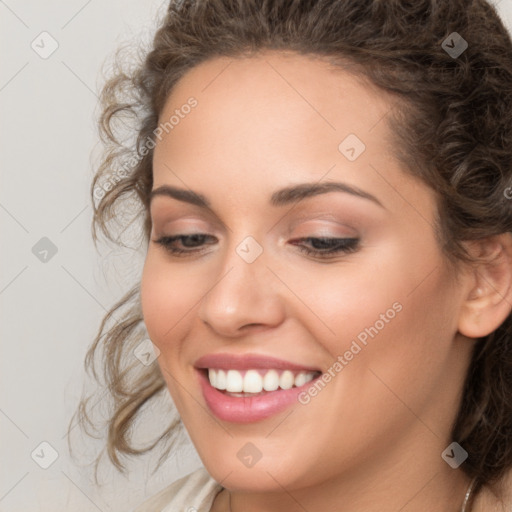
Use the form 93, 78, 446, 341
198, 240, 286, 338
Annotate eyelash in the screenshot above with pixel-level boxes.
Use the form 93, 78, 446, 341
153, 234, 360, 259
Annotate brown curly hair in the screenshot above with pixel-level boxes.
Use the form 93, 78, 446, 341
69, 0, 512, 500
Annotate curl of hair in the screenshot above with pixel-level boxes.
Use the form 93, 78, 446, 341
70, 0, 512, 498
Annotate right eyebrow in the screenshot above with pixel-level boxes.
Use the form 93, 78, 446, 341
149, 185, 210, 208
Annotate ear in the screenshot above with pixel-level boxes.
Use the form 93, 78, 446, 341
458, 232, 512, 338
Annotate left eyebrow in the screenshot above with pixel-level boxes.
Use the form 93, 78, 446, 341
149, 181, 385, 209
269, 181, 385, 209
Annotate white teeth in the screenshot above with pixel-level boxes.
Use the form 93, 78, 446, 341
279, 370, 294, 390
294, 372, 307, 387
225, 369, 244, 392
298, 373, 315, 385
243, 370, 263, 393
263, 369, 280, 391
216, 369, 227, 390
207, 368, 318, 393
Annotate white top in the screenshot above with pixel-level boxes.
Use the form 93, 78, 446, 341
133, 467, 223, 512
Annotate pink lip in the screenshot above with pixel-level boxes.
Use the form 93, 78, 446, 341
194, 353, 321, 423
194, 352, 320, 372
197, 370, 320, 423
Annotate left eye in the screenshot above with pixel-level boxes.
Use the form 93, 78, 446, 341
290, 237, 360, 258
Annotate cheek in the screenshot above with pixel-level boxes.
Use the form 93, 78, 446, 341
289, 239, 458, 380
140, 254, 201, 352
274, 253, 459, 465
283, 260, 406, 357
140, 254, 205, 412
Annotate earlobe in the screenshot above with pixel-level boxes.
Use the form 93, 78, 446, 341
457, 233, 512, 339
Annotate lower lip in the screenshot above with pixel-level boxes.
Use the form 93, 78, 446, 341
197, 369, 318, 423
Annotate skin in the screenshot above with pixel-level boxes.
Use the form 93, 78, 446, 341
140, 51, 512, 511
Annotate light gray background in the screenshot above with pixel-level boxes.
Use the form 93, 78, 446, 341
1, 1, 512, 511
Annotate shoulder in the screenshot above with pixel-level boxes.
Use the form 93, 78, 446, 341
133, 466, 223, 512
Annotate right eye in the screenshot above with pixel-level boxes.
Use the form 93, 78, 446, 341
153, 234, 217, 257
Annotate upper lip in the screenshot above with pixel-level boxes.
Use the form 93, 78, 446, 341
194, 353, 321, 372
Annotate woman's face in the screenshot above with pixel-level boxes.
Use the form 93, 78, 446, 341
141, 51, 473, 497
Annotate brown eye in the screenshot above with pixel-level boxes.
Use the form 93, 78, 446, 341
290, 237, 360, 258
154, 234, 216, 256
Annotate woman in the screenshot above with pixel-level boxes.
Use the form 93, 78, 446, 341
71, 0, 512, 510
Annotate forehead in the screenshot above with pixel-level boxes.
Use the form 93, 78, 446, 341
157, 50, 397, 145
151, 50, 433, 222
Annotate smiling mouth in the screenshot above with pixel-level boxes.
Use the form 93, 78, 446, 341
203, 368, 322, 396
